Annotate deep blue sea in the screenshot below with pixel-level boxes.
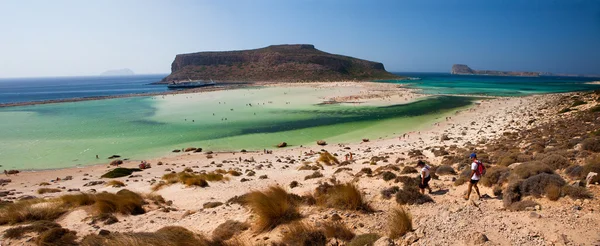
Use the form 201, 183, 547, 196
0, 74, 167, 104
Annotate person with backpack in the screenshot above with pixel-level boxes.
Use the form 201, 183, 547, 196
464, 153, 485, 200
417, 160, 433, 194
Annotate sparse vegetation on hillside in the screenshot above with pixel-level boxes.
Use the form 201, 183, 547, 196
245, 186, 301, 232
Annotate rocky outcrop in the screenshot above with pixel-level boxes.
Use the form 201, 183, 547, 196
451, 64, 540, 77
159, 44, 399, 83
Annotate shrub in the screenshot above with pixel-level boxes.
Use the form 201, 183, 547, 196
0, 200, 67, 225
280, 222, 327, 246
381, 186, 400, 199
512, 162, 554, 179
37, 188, 62, 194
480, 166, 510, 187
36, 227, 78, 246
541, 155, 570, 170
545, 184, 561, 201
503, 180, 524, 208
520, 173, 566, 197
583, 155, 600, 183
395, 187, 434, 205
227, 170, 242, 176
101, 168, 141, 178
382, 171, 397, 181
314, 183, 372, 211
212, 220, 250, 242
155, 172, 211, 190
562, 185, 593, 199
348, 233, 381, 246
400, 166, 417, 174
388, 207, 412, 239
245, 186, 301, 232
4, 220, 61, 239
93, 189, 145, 215
454, 167, 472, 186
318, 152, 339, 165
492, 185, 503, 197
290, 181, 299, 188
106, 180, 126, 188
360, 168, 373, 175
508, 200, 539, 211
434, 165, 456, 175
582, 138, 600, 152
565, 165, 584, 179
395, 176, 420, 187
80, 226, 212, 246
305, 171, 324, 180
322, 222, 355, 241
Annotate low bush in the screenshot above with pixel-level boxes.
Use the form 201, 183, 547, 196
154, 172, 212, 190
582, 138, 600, 152
360, 168, 373, 175
314, 183, 372, 212
381, 186, 400, 199
520, 173, 566, 197
545, 184, 561, 201
400, 166, 417, 174
318, 152, 339, 165
395, 176, 420, 187
348, 233, 381, 246
0, 200, 67, 225
583, 155, 600, 184
480, 166, 510, 187
36, 227, 78, 246
245, 186, 301, 232
100, 168, 141, 178
395, 186, 434, 205
512, 162, 554, 179
453, 167, 472, 186
37, 188, 62, 194
106, 180, 126, 188
280, 222, 327, 246
434, 165, 456, 175
562, 185, 593, 199
541, 154, 570, 170
80, 226, 212, 246
388, 207, 412, 239
503, 180, 524, 208
4, 220, 61, 239
382, 171, 397, 181
93, 189, 145, 215
212, 220, 250, 242
305, 171, 323, 180
565, 165, 584, 179
492, 185, 503, 197
322, 222, 355, 241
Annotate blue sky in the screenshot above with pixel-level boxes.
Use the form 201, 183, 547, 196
0, 0, 599, 77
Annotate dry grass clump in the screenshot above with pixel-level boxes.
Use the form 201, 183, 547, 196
508, 200, 539, 211
227, 170, 242, 176
582, 137, 600, 152
212, 220, 250, 242
60, 193, 96, 207
382, 171, 397, 181
322, 222, 355, 241
395, 176, 420, 187
154, 172, 212, 190
107, 180, 126, 188
565, 165, 584, 179
388, 207, 413, 239
37, 188, 62, 194
348, 233, 381, 246
3, 220, 61, 239
314, 183, 372, 211
395, 186, 434, 205
80, 226, 213, 246
582, 155, 600, 183
520, 173, 566, 197
0, 200, 67, 225
512, 162, 554, 179
280, 222, 327, 246
503, 180, 524, 208
381, 186, 400, 199
93, 189, 145, 215
245, 186, 301, 232
453, 167, 473, 186
545, 184, 562, 201
480, 166, 510, 187
305, 171, 323, 180
541, 154, 570, 170
317, 151, 339, 165
434, 165, 456, 175
562, 185, 593, 199
36, 227, 78, 246
400, 166, 417, 174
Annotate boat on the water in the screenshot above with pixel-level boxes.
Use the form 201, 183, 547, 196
167, 79, 216, 89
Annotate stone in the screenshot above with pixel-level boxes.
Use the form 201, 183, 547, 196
331, 214, 342, 221
529, 212, 541, 218
277, 142, 287, 148
468, 232, 489, 245
374, 236, 394, 246
586, 172, 598, 186
317, 140, 327, 146
98, 229, 111, 236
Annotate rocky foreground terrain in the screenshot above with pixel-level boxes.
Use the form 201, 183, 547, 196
0, 89, 599, 246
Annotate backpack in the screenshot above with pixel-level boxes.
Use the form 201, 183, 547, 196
474, 160, 486, 176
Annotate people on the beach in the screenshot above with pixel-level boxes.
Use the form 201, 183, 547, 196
417, 160, 432, 194
464, 153, 483, 200
3, 170, 7, 176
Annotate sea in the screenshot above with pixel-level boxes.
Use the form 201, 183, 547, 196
0, 73, 598, 170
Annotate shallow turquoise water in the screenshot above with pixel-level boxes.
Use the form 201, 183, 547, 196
0, 87, 473, 170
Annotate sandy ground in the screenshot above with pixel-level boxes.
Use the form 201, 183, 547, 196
0, 83, 599, 245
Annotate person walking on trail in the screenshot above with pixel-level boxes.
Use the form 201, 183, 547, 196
464, 153, 484, 200
417, 160, 432, 194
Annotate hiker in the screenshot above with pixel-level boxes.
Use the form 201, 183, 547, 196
417, 160, 432, 194
465, 153, 484, 200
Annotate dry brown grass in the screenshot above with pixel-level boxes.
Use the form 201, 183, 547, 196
107, 180, 126, 188
480, 166, 510, 187
0, 200, 67, 225
93, 190, 145, 215
245, 186, 301, 232
80, 226, 213, 246
583, 155, 600, 184
541, 154, 570, 170
382, 171, 397, 181
37, 188, 62, 194
280, 222, 326, 246
562, 185, 593, 199
520, 173, 566, 197
322, 222, 355, 241
512, 162, 554, 179
388, 207, 413, 239
314, 183, 372, 212
317, 152, 339, 165
60, 193, 96, 207
395, 186, 434, 205
36, 227, 78, 246
153, 172, 214, 190
3, 220, 61, 239
212, 220, 250, 242
545, 184, 562, 201
304, 171, 323, 180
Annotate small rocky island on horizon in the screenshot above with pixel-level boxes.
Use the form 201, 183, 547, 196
451, 64, 541, 77
100, 68, 135, 76
158, 44, 400, 83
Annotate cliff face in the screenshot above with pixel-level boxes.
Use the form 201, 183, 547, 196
160, 44, 399, 83
451, 64, 540, 77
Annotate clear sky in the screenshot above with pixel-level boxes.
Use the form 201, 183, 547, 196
1, 0, 599, 77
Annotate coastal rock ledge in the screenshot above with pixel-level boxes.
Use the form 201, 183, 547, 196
159, 44, 399, 83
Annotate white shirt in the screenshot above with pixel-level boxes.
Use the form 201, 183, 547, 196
471, 161, 480, 180
421, 165, 431, 178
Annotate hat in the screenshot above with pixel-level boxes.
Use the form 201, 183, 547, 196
470, 153, 477, 158
416, 160, 425, 166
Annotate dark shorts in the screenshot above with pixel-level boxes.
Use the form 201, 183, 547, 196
419, 176, 431, 189
470, 179, 479, 185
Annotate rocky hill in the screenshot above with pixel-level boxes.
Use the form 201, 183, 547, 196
452, 64, 540, 77
159, 44, 399, 83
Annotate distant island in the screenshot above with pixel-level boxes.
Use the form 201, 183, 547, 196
451, 64, 540, 77
158, 44, 400, 83
101, 68, 135, 76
